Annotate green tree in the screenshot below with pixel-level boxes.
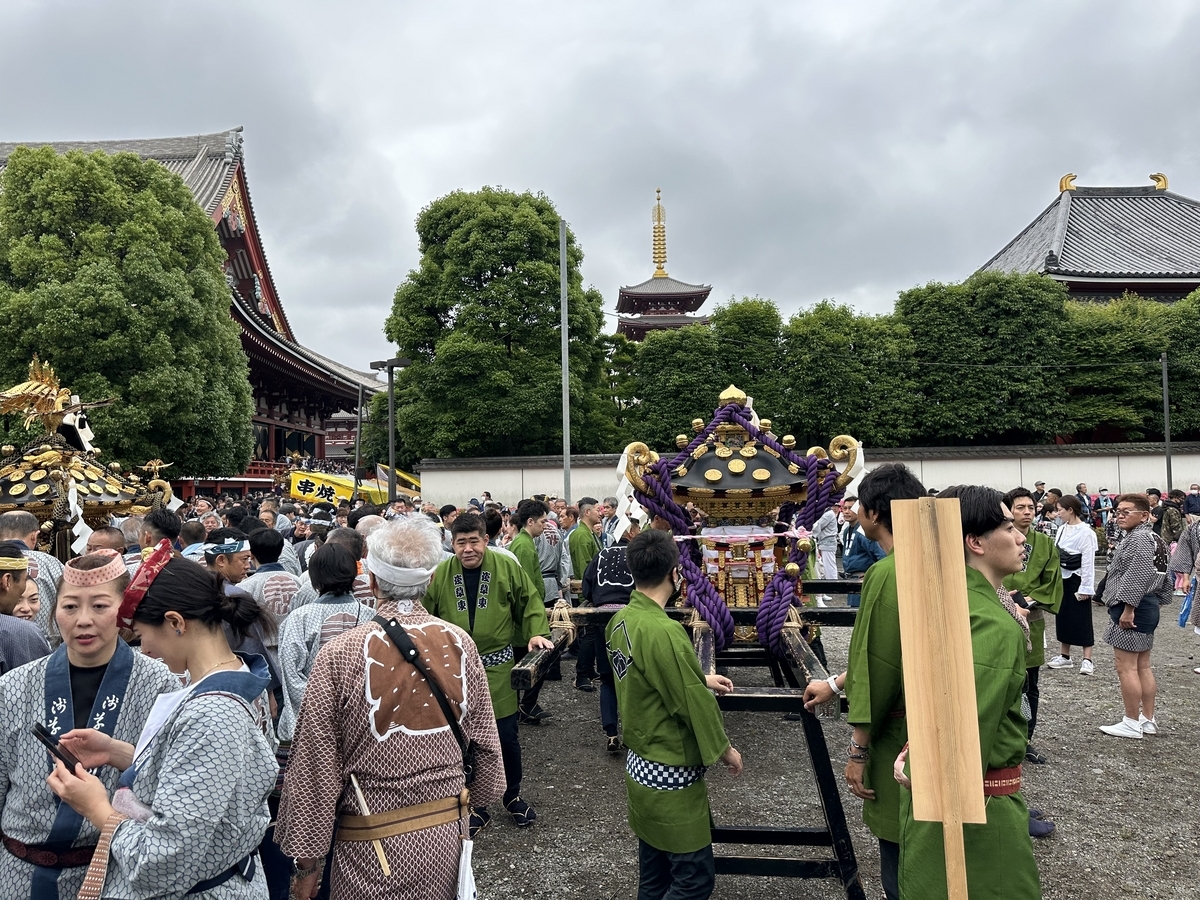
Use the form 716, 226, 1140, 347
384, 188, 616, 460
895, 272, 1067, 444
630, 325, 722, 451
1059, 296, 1169, 440
709, 297, 785, 416
778, 301, 919, 449
0, 147, 253, 474
1164, 290, 1200, 439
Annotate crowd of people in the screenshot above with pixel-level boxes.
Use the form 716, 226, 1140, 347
0, 466, 1193, 900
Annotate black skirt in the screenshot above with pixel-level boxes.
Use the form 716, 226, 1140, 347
1056, 573, 1094, 647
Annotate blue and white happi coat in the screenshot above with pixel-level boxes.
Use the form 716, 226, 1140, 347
0, 641, 177, 900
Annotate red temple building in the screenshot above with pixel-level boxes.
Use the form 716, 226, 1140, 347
616, 190, 712, 341
0, 129, 378, 489
979, 173, 1200, 301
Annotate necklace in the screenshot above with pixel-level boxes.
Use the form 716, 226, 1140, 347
189, 657, 240, 684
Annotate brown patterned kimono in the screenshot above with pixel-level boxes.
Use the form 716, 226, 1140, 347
275, 601, 505, 898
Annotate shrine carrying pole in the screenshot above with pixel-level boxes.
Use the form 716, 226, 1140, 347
559, 218, 571, 504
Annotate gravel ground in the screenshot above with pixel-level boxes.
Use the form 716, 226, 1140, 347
474, 598, 1200, 899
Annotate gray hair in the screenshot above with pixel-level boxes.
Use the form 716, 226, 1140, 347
0, 510, 39, 540
366, 516, 444, 606
355, 515, 386, 539
120, 516, 144, 545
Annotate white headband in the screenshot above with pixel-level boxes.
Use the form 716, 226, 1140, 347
366, 552, 437, 587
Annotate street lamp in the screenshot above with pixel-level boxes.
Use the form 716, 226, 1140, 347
369, 357, 411, 504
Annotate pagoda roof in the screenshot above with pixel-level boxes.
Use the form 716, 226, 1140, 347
979, 182, 1200, 280
617, 275, 712, 313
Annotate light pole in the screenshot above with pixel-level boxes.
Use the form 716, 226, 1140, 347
370, 357, 411, 505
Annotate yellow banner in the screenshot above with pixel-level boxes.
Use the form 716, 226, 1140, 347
288, 472, 419, 506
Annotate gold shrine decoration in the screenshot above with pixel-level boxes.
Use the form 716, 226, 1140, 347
1150, 172, 1168, 191
652, 189, 668, 278
623, 442, 660, 495
829, 435, 859, 489
1058, 173, 1077, 192
0, 356, 73, 432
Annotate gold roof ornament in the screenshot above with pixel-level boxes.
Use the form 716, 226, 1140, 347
1150, 172, 1168, 190
1059, 173, 1077, 192
0, 356, 73, 432
138, 459, 174, 479
652, 188, 668, 278
718, 385, 748, 407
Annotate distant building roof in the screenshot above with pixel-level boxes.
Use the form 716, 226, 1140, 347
979, 178, 1200, 282
616, 276, 712, 314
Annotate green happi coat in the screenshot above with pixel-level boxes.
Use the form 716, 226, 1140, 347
843, 551, 906, 844
508, 531, 544, 599
568, 524, 601, 583
899, 566, 1040, 900
606, 591, 731, 854
424, 548, 550, 718
1002, 529, 1063, 668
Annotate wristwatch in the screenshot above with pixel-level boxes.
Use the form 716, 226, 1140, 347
291, 857, 324, 880
826, 674, 841, 694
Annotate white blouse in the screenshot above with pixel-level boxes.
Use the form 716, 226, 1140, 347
1055, 521, 1098, 595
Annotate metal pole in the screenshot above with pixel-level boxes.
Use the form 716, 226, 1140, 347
560, 218, 571, 505
352, 383, 364, 500
388, 365, 397, 505
1162, 351, 1172, 492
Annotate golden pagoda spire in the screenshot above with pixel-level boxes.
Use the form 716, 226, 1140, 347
652, 188, 668, 278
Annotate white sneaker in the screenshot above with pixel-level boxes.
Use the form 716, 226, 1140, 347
1079, 659, 1095, 676
1047, 655, 1074, 669
1139, 715, 1158, 735
1100, 717, 1143, 739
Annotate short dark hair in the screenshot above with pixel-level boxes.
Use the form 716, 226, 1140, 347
513, 499, 549, 529
937, 485, 1007, 540
241, 517, 268, 535
1146, 488, 1162, 499
1057, 494, 1083, 517
1003, 487, 1034, 509
1046, 488, 1062, 499
134, 557, 270, 641
224, 506, 248, 527
1118, 492, 1151, 513
179, 521, 206, 546
259, 508, 277, 525
309, 542, 359, 596
347, 505, 380, 530
484, 510, 503, 541
626, 529, 679, 589
577, 497, 598, 513
142, 508, 182, 542
1169, 488, 1186, 502
1076, 483, 1087, 493
439, 504, 458, 518
857, 464, 926, 535
451, 513, 487, 540
325, 527, 364, 559
249, 528, 284, 564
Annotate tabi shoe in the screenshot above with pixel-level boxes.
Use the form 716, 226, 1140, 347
1099, 717, 1143, 739
1047, 655, 1074, 669
1080, 659, 1095, 676
504, 796, 537, 827
469, 806, 491, 838
1029, 815, 1056, 838
518, 704, 552, 726
1024, 744, 1048, 765
1028, 808, 1045, 820
574, 678, 598, 693
1139, 714, 1159, 735
606, 735, 624, 754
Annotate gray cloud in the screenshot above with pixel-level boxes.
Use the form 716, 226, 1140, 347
2, 0, 1199, 368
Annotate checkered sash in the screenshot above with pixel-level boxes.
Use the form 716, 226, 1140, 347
625, 749, 706, 791
479, 645, 514, 668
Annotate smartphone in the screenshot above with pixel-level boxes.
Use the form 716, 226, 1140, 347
32, 723, 82, 771
1010, 590, 1030, 609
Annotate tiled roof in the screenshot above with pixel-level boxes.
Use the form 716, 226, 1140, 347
617, 314, 710, 328
619, 274, 712, 295
0, 129, 243, 215
980, 185, 1200, 279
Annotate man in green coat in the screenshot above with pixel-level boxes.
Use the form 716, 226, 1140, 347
805, 462, 925, 900
509, 498, 555, 724
568, 497, 604, 691
424, 512, 552, 834
897, 485, 1041, 900
606, 529, 742, 900
1002, 487, 1062, 771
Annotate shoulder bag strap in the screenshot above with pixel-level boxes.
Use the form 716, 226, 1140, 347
372, 616, 470, 762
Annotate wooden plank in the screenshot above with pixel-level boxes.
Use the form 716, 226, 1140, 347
566, 605, 858, 628
892, 497, 986, 900
509, 627, 572, 691
692, 622, 716, 676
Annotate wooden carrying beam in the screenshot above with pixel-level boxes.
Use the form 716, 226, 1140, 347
892, 497, 986, 900
509, 627, 572, 691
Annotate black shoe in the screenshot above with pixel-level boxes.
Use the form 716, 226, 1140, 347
504, 795, 537, 827
574, 679, 597, 693
518, 704, 552, 726
469, 806, 491, 838
1029, 815, 1055, 838
1028, 808, 1044, 820
1025, 744, 1048, 765
606, 735, 624, 754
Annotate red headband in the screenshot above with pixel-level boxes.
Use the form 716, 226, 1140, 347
63, 549, 125, 587
119, 539, 173, 627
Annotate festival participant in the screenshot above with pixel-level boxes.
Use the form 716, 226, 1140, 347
583, 518, 640, 753
178, 520, 207, 562
1099, 493, 1172, 738
1047, 496, 1098, 674
568, 498, 604, 689
839, 496, 886, 608
423, 513, 551, 835
799, 463, 926, 900
239, 528, 302, 625
606, 529, 741, 900
276, 543, 374, 742
1001, 488, 1063, 772
85, 527, 127, 555
47, 547, 278, 899
0, 510, 65, 639
137, 508, 182, 557
0, 550, 176, 899
895, 485, 1040, 900
509, 499, 557, 722
204, 528, 253, 585
0, 546, 50, 672
288, 528, 376, 611
277, 516, 504, 900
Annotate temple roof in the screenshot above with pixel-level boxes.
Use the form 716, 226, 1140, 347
619, 274, 713, 295
979, 182, 1200, 280
617, 275, 712, 315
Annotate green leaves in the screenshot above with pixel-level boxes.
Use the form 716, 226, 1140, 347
0, 146, 254, 474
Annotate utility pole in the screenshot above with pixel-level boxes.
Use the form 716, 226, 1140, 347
560, 218, 572, 505
370, 357, 412, 506
1162, 352, 1173, 492
352, 383, 364, 500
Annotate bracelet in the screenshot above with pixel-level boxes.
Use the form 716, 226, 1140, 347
847, 748, 870, 762
292, 857, 326, 880
826, 674, 841, 694
849, 736, 869, 752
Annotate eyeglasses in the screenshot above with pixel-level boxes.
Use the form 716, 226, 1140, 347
1114, 508, 1144, 517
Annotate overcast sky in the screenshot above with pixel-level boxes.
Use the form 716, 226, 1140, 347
2, 0, 1198, 371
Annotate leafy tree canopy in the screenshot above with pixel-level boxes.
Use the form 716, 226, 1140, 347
0, 147, 254, 474
383, 187, 614, 460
